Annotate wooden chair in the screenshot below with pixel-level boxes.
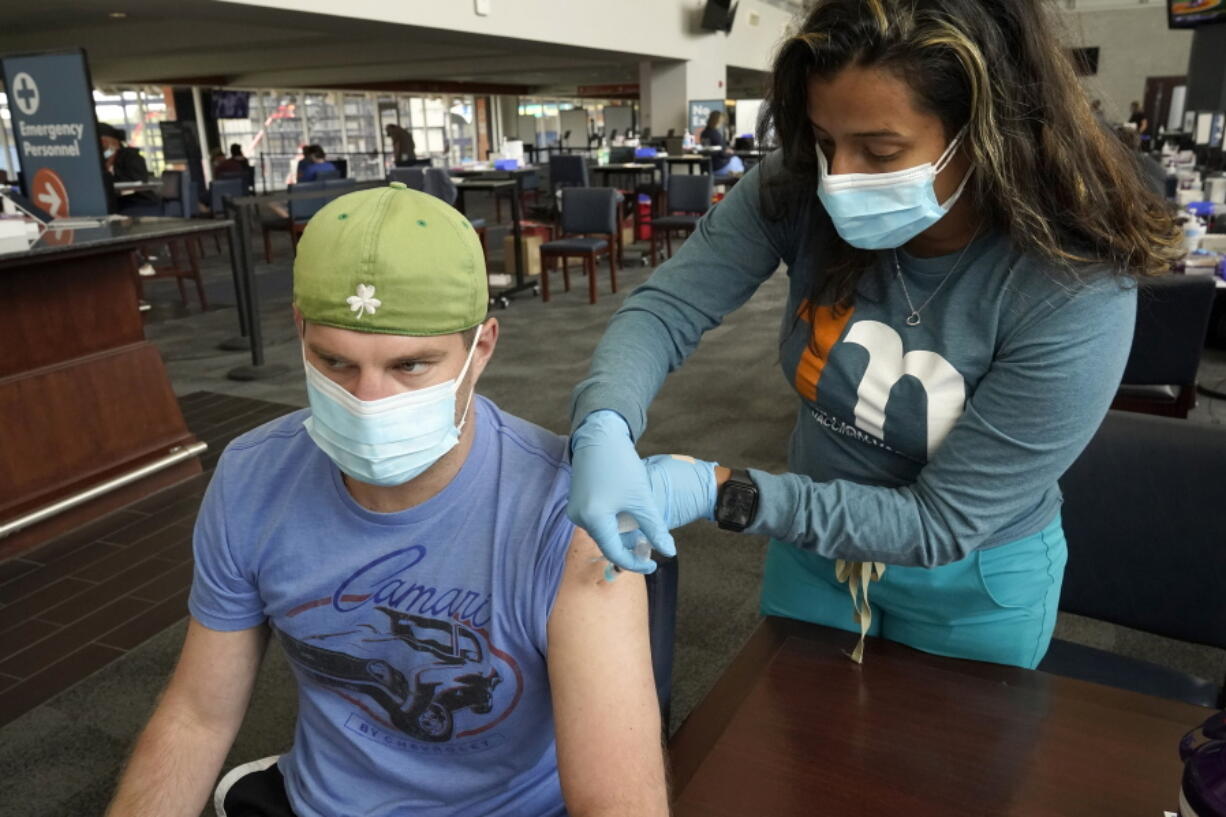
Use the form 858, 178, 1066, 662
138, 235, 207, 311
539, 187, 619, 305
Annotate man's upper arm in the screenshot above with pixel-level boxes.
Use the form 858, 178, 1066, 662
175, 454, 270, 733
160, 618, 268, 738
547, 529, 668, 817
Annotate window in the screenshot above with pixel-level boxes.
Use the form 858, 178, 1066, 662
92, 87, 170, 175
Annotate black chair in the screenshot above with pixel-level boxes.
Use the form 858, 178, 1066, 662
518, 169, 542, 217
387, 167, 426, 190
649, 173, 713, 266
311, 168, 341, 182
323, 178, 357, 194
422, 168, 458, 206
1039, 411, 1226, 708
200, 176, 245, 255
331, 157, 348, 179
547, 155, 590, 224
158, 170, 193, 217
209, 177, 245, 218
261, 180, 329, 260
644, 556, 677, 727
287, 180, 330, 251
539, 187, 619, 304
548, 154, 589, 191
1111, 275, 1216, 418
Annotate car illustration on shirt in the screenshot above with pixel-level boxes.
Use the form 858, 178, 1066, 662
274, 607, 502, 742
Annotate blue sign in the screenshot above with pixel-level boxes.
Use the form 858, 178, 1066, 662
2, 50, 109, 217
688, 99, 726, 135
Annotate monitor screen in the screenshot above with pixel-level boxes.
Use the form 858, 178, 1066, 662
212, 90, 250, 120
1170, 0, 1226, 29
1195, 111, 1215, 145
159, 121, 201, 161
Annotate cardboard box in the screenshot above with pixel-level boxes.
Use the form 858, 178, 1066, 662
502, 233, 544, 278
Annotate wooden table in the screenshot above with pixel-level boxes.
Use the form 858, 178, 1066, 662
0, 218, 219, 558
669, 617, 1204, 817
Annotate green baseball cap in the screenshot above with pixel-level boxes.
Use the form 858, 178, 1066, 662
293, 182, 487, 336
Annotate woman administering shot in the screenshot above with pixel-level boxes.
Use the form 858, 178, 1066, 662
566, 0, 1178, 666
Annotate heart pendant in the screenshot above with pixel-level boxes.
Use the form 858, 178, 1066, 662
905, 312, 922, 327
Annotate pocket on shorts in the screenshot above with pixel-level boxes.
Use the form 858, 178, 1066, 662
975, 520, 1066, 612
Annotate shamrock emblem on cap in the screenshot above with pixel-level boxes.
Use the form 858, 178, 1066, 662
346, 283, 381, 319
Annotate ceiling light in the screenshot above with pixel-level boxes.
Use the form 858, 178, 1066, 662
109, 11, 127, 18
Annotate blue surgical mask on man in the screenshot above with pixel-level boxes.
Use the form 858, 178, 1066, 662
301, 325, 482, 486
816, 128, 973, 250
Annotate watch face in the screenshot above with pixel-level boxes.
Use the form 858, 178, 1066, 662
720, 483, 756, 528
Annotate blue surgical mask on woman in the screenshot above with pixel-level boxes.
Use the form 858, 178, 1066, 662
302, 326, 482, 487
816, 128, 973, 250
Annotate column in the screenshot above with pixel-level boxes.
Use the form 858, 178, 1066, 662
639, 56, 727, 138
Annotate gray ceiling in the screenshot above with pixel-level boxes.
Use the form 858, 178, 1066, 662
0, 0, 676, 92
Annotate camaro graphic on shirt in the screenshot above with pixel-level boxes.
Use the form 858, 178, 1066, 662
276, 545, 523, 748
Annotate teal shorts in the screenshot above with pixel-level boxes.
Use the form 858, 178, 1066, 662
760, 515, 1068, 669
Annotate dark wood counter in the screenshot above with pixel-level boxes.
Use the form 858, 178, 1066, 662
0, 218, 226, 558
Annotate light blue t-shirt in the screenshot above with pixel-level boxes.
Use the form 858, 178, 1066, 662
572, 152, 1137, 568
189, 396, 574, 817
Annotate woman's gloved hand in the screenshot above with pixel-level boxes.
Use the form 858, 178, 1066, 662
642, 454, 719, 530
567, 410, 675, 574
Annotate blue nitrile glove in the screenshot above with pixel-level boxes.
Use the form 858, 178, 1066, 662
643, 454, 718, 529
568, 410, 675, 574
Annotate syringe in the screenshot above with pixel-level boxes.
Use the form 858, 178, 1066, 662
598, 512, 652, 582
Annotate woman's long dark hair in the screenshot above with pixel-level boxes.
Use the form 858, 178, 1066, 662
760, 0, 1180, 312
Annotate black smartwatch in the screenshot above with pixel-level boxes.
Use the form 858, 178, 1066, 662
715, 469, 759, 532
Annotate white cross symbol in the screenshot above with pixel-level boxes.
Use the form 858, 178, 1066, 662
12, 72, 39, 116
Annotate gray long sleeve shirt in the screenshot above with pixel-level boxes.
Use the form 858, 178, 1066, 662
571, 153, 1136, 568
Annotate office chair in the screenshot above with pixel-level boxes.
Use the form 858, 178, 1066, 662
1042, 411, 1226, 708
1111, 275, 1216, 418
